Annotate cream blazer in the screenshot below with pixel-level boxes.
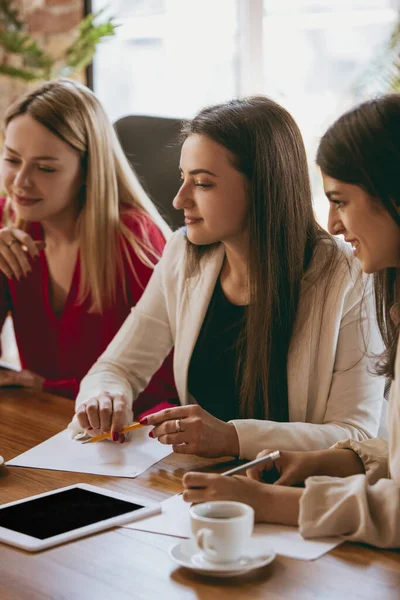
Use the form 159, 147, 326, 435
73, 230, 385, 458
300, 304, 400, 548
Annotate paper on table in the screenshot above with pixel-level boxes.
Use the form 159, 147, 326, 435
6, 427, 172, 478
123, 494, 342, 561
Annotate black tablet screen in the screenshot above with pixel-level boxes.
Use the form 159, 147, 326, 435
0, 488, 144, 539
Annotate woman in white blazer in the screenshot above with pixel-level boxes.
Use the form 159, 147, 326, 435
72, 96, 384, 458
182, 95, 400, 547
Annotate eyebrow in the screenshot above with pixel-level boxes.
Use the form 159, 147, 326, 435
325, 191, 343, 199
179, 167, 218, 177
5, 146, 60, 161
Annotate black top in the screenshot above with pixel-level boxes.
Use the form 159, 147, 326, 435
188, 278, 246, 422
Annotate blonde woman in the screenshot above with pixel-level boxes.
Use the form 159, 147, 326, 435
0, 79, 177, 435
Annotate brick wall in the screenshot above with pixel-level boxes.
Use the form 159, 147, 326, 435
0, 0, 85, 126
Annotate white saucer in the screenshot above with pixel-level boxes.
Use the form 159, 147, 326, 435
169, 538, 275, 577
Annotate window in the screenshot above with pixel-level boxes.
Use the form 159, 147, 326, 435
93, 0, 400, 225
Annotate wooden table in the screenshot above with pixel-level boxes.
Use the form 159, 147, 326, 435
0, 389, 399, 600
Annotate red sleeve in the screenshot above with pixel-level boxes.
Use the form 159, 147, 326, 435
120, 210, 179, 420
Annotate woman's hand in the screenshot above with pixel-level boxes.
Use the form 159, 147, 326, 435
247, 449, 321, 486
0, 368, 44, 390
0, 227, 46, 280
247, 447, 365, 485
75, 392, 129, 443
182, 471, 302, 525
141, 405, 240, 458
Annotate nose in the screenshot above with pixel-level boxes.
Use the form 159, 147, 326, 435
172, 181, 194, 211
13, 164, 33, 190
327, 204, 345, 237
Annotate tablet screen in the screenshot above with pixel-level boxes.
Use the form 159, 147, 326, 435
0, 488, 143, 540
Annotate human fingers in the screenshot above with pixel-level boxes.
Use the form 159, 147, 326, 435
151, 414, 189, 440
0, 370, 19, 387
141, 404, 192, 426
98, 392, 113, 433
76, 400, 94, 430
111, 394, 128, 441
85, 397, 101, 430
0, 237, 26, 279
246, 449, 277, 481
9, 228, 41, 260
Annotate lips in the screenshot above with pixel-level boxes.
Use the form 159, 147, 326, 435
184, 216, 203, 225
13, 194, 41, 206
345, 238, 360, 254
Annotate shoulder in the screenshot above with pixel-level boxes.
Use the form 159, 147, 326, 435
306, 236, 363, 290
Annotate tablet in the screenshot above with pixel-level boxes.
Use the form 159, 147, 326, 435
0, 483, 160, 552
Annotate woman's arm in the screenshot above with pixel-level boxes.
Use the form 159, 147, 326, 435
71, 232, 180, 437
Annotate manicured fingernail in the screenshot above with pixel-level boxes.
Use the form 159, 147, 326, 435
148, 431, 153, 438
139, 417, 148, 425
112, 432, 118, 442
118, 434, 125, 444
87, 427, 93, 431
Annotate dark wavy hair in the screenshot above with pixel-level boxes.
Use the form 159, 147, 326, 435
317, 95, 400, 379
181, 96, 339, 421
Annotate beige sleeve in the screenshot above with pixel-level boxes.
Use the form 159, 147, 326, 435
299, 473, 400, 548
330, 438, 389, 483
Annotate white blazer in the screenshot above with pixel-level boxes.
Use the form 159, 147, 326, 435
73, 230, 385, 459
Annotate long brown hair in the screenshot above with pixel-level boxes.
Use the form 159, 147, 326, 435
3, 79, 171, 313
317, 95, 400, 379
181, 96, 339, 421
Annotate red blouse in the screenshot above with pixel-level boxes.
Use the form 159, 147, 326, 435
0, 200, 178, 418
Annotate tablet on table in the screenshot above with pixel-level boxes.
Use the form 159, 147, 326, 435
0, 483, 160, 552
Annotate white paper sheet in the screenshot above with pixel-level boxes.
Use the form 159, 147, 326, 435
6, 427, 172, 478
123, 494, 342, 560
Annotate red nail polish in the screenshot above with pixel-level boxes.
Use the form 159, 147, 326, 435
112, 432, 118, 442
139, 417, 148, 425
148, 431, 153, 438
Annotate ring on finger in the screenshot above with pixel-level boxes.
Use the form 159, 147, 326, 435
175, 418, 182, 433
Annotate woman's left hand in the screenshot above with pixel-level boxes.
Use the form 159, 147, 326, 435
182, 472, 302, 525
141, 405, 240, 458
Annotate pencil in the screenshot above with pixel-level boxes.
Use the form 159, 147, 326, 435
221, 451, 280, 476
80, 422, 144, 444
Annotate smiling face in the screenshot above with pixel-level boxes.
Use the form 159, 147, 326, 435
323, 173, 400, 273
1, 114, 84, 223
173, 134, 249, 248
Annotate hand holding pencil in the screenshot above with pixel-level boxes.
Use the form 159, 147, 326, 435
81, 422, 144, 444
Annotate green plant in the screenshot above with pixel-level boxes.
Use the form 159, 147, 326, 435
358, 12, 400, 94
0, 1, 118, 81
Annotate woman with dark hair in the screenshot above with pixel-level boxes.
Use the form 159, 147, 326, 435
182, 95, 400, 548
72, 96, 384, 458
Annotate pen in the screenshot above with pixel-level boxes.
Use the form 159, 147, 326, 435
80, 422, 144, 444
221, 450, 280, 476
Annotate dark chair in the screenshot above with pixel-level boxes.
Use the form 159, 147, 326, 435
114, 115, 184, 230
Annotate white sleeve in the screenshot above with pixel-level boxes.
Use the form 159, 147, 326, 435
69, 238, 175, 437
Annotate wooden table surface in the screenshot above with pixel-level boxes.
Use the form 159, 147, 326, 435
0, 389, 399, 600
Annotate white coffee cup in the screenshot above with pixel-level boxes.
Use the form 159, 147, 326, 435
189, 501, 254, 564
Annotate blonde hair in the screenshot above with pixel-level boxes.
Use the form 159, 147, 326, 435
3, 78, 172, 313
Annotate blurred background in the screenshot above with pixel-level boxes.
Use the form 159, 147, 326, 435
91, 0, 400, 225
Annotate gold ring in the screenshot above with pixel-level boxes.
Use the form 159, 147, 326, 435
6, 239, 19, 248
175, 418, 182, 433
